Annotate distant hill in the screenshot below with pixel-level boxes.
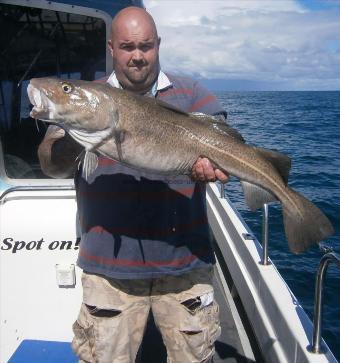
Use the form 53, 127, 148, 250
199, 78, 340, 92
199, 78, 290, 92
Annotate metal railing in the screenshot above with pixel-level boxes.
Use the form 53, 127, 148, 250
310, 250, 340, 354
217, 182, 339, 356
0, 185, 75, 201
218, 182, 270, 265
261, 203, 270, 265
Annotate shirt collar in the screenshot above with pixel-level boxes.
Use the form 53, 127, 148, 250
106, 70, 172, 96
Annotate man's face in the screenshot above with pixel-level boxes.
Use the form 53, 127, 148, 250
108, 19, 160, 93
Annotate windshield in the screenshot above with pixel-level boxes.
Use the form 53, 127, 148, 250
0, 3, 107, 179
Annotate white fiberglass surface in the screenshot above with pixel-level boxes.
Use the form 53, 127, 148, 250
0, 191, 81, 363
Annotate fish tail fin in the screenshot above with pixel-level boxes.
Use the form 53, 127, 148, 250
283, 188, 334, 253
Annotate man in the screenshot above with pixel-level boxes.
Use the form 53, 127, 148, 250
38, 6, 228, 363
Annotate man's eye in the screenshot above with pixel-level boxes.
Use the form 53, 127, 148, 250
61, 82, 73, 93
141, 45, 152, 52
121, 45, 134, 51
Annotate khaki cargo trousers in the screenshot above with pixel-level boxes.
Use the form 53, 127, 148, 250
72, 268, 221, 363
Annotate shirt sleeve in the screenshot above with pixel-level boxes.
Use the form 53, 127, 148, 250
189, 81, 228, 120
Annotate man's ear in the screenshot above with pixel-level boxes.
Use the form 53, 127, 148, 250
158, 37, 161, 47
108, 40, 114, 56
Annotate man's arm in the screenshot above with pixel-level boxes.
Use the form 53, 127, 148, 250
38, 126, 83, 178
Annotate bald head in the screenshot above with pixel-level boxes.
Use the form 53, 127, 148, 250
108, 7, 161, 93
111, 7, 159, 41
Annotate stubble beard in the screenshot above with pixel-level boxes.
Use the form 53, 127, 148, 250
125, 65, 159, 92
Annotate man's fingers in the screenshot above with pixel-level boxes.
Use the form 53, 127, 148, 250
191, 158, 215, 182
191, 158, 229, 183
215, 169, 229, 183
201, 158, 216, 180
195, 164, 207, 181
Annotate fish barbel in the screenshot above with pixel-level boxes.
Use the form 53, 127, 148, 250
27, 77, 334, 253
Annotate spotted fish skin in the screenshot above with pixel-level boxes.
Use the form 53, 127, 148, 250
28, 77, 334, 253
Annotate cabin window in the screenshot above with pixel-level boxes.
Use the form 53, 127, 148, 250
0, 3, 106, 179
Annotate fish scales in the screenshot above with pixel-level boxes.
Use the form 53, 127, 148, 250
27, 77, 334, 253
112, 89, 284, 185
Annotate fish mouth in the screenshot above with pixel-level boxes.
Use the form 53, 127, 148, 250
27, 83, 55, 120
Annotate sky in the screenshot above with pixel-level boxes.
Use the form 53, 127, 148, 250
144, 0, 340, 91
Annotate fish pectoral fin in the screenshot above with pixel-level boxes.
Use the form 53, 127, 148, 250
114, 129, 126, 161
241, 181, 278, 211
253, 147, 291, 185
114, 129, 126, 143
82, 151, 98, 181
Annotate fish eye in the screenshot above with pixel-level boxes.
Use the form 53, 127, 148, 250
61, 82, 73, 93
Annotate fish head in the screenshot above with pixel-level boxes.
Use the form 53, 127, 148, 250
27, 77, 117, 132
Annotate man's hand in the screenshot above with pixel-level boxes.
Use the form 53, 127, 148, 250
191, 157, 229, 183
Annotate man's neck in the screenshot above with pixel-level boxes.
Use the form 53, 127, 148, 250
122, 77, 158, 96
107, 70, 172, 95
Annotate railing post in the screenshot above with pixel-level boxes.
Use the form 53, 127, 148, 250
260, 203, 270, 265
219, 182, 224, 199
309, 251, 340, 353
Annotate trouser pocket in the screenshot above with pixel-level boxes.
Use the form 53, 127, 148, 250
72, 310, 96, 363
73, 272, 151, 363
179, 301, 220, 362
85, 304, 121, 318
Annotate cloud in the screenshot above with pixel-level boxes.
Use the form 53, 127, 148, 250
144, 0, 340, 90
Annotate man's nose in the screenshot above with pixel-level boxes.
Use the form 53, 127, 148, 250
131, 49, 144, 63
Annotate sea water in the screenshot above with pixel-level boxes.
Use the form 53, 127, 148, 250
216, 91, 340, 360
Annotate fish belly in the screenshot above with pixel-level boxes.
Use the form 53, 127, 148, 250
98, 137, 197, 175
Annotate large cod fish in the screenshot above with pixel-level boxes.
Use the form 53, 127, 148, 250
27, 78, 334, 253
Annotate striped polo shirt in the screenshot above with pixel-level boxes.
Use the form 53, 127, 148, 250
76, 71, 226, 279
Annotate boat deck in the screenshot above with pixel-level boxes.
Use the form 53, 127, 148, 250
138, 263, 259, 363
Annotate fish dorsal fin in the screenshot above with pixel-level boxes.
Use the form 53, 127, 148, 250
136, 94, 189, 116
240, 147, 291, 210
211, 121, 245, 142
241, 181, 278, 211
191, 112, 245, 142
155, 98, 189, 115
253, 147, 291, 185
